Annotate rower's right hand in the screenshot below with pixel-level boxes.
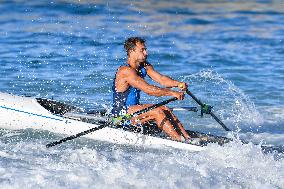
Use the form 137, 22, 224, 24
171, 91, 185, 100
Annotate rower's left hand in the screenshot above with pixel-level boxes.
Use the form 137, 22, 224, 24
178, 82, 187, 91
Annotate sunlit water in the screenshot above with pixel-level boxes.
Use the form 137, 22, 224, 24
0, 1, 283, 188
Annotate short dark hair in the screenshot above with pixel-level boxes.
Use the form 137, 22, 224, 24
124, 37, 146, 55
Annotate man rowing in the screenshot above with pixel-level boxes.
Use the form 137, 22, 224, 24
112, 37, 199, 144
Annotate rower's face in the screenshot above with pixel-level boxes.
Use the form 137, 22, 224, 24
133, 42, 147, 63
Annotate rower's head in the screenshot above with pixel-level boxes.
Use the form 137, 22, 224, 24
124, 37, 148, 64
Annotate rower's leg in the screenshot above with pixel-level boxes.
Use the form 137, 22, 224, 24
128, 105, 182, 141
160, 106, 190, 140
153, 107, 183, 141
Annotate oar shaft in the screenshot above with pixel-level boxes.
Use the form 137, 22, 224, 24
46, 97, 178, 148
46, 124, 107, 148
210, 112, 230, 131
132, 97, 177, 117
186, 90, 203, 106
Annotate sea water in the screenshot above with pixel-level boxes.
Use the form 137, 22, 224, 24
0, 0, 283, 188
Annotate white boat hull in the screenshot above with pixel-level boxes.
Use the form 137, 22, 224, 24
0, 92, 203, 151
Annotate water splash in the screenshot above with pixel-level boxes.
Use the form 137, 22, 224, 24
182, 70, 263, 131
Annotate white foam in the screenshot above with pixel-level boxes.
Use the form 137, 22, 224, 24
0, 138, 283, 189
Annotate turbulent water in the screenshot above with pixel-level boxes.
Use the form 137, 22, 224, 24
0, 0, 284, 188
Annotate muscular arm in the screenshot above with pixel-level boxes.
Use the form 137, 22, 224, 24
145, 64, 179, 88
120, 67, 174, 97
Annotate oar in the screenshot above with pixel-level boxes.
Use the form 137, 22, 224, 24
46, 97, 178, 148
186, 89, 230, 131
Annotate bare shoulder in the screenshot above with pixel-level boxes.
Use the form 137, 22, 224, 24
117, 66, 137, 76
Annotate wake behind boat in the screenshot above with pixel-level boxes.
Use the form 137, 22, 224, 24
0, 92, 230, 151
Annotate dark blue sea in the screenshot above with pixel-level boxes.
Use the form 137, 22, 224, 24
0, 0, 283, 188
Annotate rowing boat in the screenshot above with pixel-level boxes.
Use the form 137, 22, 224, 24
0, 92, 230, 151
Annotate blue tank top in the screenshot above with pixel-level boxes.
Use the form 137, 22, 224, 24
112, 65, 147, 116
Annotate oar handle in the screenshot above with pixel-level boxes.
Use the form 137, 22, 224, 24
186, 89, 230, 131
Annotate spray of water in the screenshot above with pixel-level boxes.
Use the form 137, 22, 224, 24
182, 70, 264, 131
